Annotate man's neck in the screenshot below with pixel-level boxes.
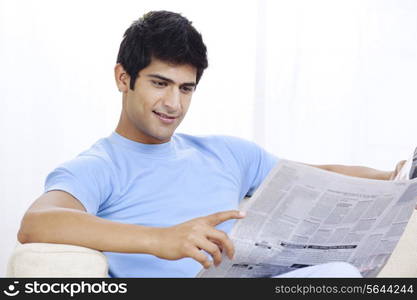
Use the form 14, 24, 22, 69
115, 113, 170, 145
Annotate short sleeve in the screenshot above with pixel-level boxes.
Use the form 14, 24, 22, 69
44, 153, 113, 215
220, 136, 280, 198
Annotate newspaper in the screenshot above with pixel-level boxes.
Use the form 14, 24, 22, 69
197, 156, 417, 278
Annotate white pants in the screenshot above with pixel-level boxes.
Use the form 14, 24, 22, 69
273, 262, 362, 278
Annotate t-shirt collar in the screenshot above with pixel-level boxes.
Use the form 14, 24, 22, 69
108, 131, 176, 156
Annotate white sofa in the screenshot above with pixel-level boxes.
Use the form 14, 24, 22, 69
6, 243, 108, 277
6, 211, 417, 278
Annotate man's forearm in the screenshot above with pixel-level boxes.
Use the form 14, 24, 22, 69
18, 208, 160, 254
312, 164, 393, 180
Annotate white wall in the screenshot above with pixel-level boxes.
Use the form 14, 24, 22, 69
1, 0, 416, 276
261, 0, 417, 167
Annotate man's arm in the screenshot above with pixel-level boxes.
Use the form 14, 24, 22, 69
18, 191, 245, 268
18, 191, 159, 253
308, 160, 406, 180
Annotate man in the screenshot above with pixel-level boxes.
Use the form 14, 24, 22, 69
18, 11, 402, 278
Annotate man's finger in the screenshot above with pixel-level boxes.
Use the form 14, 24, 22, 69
204, 210, 246, 226
196, 238, 222, 266
189, 249, 212, 269
207, 229, 235, 260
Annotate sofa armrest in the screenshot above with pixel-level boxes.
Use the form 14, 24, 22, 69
6, 242, 108, 278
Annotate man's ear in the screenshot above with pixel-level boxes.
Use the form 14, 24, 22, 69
114, 63, 130, 93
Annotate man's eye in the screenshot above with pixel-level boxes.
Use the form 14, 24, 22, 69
181, 86, 194, 93
152, 80, 167, 87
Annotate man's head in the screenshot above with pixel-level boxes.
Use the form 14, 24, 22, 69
114, 11, 208, 144
117, 10, 208, 90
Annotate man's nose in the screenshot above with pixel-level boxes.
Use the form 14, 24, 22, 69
162, 88, 181, 112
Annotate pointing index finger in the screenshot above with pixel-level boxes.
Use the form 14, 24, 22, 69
205, 210, 246, 226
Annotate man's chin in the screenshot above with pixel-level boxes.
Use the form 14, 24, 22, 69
150, 131, 175, 144
146, 123, 179, 143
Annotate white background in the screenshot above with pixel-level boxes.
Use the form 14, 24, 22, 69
1, 0, 416, 275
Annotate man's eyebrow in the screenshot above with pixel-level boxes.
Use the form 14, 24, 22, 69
146, 74, 196, 87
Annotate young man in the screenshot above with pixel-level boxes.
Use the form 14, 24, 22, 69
18, 11, 402, 278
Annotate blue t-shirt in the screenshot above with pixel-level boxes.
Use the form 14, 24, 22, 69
44, 132, 279, 277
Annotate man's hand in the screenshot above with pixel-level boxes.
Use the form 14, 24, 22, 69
389, 160, 407, 180
150, 210, 245, 269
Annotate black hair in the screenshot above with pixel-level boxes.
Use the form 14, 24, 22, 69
116, 10, 208, 90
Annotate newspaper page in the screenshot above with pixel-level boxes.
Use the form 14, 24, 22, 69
197, 159, 417, 278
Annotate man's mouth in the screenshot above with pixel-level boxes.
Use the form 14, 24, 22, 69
153, 111, 178, 124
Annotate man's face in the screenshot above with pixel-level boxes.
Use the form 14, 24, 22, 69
119, 58, 197, 144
